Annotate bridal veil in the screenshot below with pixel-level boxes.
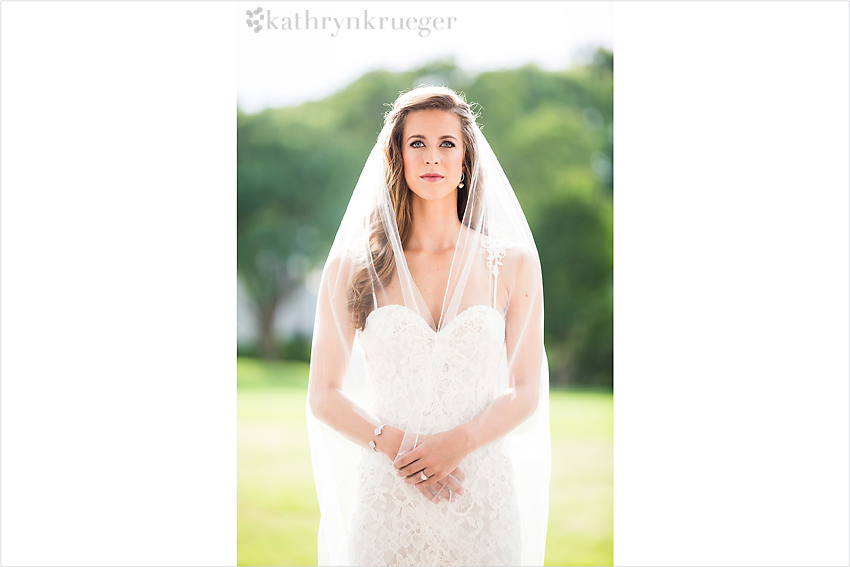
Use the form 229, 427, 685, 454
305, 85, 552, 565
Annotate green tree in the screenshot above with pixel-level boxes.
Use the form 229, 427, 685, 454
237, 110, 363, 357
237, 50, 614, 387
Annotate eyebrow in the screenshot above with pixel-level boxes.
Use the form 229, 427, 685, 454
406, 134, 459, 142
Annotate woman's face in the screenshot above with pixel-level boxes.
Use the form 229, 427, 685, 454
401, 109, 465, 203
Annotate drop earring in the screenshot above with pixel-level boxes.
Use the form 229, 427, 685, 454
458, 173, 465, 189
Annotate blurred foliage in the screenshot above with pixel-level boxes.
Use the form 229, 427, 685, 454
237, 47, 613, 388
237, 336, 312, 364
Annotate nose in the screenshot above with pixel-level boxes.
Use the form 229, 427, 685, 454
426, 149, 439, 165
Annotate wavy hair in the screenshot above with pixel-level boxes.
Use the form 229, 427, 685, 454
347, 85, 485, 331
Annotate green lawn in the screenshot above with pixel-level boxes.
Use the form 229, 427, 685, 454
237, 358, 612, 566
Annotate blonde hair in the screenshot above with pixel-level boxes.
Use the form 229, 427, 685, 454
347, 85, 485, 330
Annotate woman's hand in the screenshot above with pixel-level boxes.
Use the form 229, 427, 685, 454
421, 467, 466, 503
377, 427, 466, 503
393, 427, 472, 495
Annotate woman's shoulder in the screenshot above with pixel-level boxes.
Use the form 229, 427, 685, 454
478, 234, 537, 267
503, 244, 540, 281
472, 233, 539, 288
320, 248, 364, 289
323, 251, 353, 275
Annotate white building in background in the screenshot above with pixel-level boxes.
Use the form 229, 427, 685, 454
237, 278, 318, 346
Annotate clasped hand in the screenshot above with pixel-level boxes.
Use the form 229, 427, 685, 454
392, 428, 471, 504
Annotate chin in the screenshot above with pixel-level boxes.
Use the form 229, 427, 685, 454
411, 191, 457, 203
408, 183, 457, 202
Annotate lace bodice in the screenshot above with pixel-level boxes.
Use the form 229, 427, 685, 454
345, 238, 522, 566
358, 304, 505, 433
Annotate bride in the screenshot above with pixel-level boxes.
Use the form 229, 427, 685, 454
306, 85, 551, 566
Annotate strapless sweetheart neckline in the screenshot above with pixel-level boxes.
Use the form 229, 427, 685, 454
362, 303, 505, 335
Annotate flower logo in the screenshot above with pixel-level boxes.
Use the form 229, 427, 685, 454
245, 7, 264, 33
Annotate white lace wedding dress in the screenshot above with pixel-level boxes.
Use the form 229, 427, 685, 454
346, 241, 523, 566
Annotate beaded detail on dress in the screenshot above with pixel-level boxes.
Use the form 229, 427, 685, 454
481, 236, 513, 309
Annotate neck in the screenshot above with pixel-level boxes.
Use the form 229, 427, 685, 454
405, 191, 462, 253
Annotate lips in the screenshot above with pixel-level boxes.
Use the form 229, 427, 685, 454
420, 174, 444, 181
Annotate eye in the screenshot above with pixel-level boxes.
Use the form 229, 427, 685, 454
411, 140, 424, 148
441, 140, 455, 148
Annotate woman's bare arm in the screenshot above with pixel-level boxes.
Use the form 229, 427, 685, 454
457, 247, 544, 447
307, 256, 401, 457
307, 256, 465, 501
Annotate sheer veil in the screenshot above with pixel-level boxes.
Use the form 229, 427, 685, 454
306, 86, 551, 565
